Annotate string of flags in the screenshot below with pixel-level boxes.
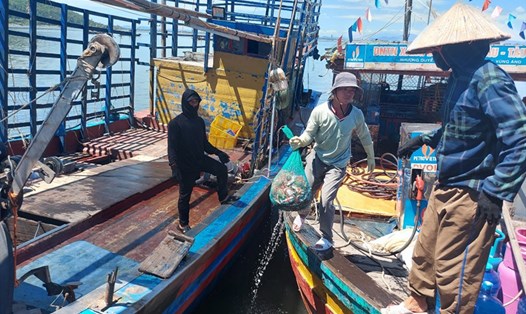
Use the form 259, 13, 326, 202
469, 0, 525, 39
345, 0, 525, 44
508, 14, 517, 29
481, 0, 490, 12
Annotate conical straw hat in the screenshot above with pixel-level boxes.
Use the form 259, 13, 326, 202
406, 2, 511, 54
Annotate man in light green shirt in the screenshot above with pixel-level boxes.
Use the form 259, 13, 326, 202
290, 72, 375, 250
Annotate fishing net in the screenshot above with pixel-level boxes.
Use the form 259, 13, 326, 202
270, 126, 312, 211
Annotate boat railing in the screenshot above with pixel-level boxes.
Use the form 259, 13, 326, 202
2, 0, 141, 146
1, 0, 322, 170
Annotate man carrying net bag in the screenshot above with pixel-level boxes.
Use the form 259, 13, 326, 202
271, 72, 376, 251
270, 126, 313, 212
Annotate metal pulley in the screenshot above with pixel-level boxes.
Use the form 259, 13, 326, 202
86, 33, 120, 69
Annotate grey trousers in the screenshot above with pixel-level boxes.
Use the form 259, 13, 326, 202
299, 151, 346, 242
409, 186, 496, 313
0, 220, 13, 314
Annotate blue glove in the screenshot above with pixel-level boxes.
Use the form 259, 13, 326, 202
397, 135, 424, 158
476, 191, 502, 225
217, 151, 230, 164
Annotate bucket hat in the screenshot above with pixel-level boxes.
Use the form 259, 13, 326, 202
406, 3, 511, 54
330, 72, 363, 99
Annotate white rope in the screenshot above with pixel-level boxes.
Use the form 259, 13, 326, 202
356, 231, 393, 293
503, 289, 523, 307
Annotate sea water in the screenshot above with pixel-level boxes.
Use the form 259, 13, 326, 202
249, 212, 286, 311
192, 209, 307, 314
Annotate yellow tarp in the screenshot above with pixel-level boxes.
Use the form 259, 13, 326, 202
153, 52, 268, 138
336, 169, 397, 217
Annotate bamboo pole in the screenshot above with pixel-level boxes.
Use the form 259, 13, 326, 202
280, 0, 298, 68
266, 0, 284, 177
91, 0, 276, 43
94, 0, 210, 18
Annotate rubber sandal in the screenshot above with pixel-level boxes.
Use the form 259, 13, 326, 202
380, 303, 428, 314
314, 237, 332, 251
292, 215, 304, 232
177, 223, 191, 234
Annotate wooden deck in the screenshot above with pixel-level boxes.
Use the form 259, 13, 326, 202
288, 212, 407, 309
10, 125, 267, 313
11, 126, 248, 264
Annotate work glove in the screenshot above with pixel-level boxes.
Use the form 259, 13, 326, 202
476, 190, 503, 225
290, 134, 309, 150
397, 135, 424, 158
217, 151, 230, 164
364, 144, 376, 173
171, 165, 182, 182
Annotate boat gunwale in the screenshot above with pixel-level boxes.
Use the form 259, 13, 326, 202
283, 212, 403, 313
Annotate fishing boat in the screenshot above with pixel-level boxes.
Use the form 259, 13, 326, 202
283, 39, 526, 313
0, 0, 322, 312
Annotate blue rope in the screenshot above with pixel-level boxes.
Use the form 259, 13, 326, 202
455, 218, 481, 313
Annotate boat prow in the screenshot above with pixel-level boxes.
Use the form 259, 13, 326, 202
283, 206, 410, 314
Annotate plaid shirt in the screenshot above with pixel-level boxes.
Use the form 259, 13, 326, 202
423, 61, 526, 202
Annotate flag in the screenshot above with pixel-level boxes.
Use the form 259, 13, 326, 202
384, 0, 388, 4
351, 20, 358, 32
365, 7, 373, 22
357, 17, 363, 34
348, 26, 353, 43
490, 6, 502, 19
481, 0, 490, 12
508, 14, 516, 29
337, 35, 343, 54
521, 22, 526, 40
375, 0, 381, 9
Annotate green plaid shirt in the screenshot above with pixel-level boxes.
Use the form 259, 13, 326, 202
423, 61, 526, 202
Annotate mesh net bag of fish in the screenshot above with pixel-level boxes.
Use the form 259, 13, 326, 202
270, 127, 312, 211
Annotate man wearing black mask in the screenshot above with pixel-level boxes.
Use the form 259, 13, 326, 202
384, 3, 526, 313
167, 89, 231, 233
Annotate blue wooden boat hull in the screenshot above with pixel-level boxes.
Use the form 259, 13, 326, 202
13, 149, 293, 313
283, 212, 401, 314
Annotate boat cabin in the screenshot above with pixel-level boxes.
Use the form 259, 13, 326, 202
153, 23, 290, 139
324, 41, 526, 155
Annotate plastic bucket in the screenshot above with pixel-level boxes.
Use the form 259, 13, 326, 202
499, 228, 526, 314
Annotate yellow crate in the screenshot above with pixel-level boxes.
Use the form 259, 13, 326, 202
208, 116, 243, 149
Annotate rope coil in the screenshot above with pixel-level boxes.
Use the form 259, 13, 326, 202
345, 153, 398, 200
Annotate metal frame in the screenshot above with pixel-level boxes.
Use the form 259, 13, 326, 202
1, 0, 139, 146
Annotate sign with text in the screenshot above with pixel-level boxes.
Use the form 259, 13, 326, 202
344, 43, 526, 79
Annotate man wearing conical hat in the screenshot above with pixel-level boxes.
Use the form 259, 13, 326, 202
383, 3, 526, 314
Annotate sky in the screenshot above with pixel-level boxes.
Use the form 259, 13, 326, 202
318, 0, 526, 43
56, 0, 526, 43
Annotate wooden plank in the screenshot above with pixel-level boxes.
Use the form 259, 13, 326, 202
139, 231, 194, 278
21, 161, 171, 223
7, 217, 60, 243
15, 241, 141, 312
502, 204, 526, 292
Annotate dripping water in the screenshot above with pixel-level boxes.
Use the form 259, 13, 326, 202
249, 211, 285, 311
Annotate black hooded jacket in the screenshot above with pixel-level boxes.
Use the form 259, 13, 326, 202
167, 89, 221, 174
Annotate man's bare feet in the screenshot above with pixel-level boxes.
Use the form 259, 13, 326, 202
403, 293, 428, 313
